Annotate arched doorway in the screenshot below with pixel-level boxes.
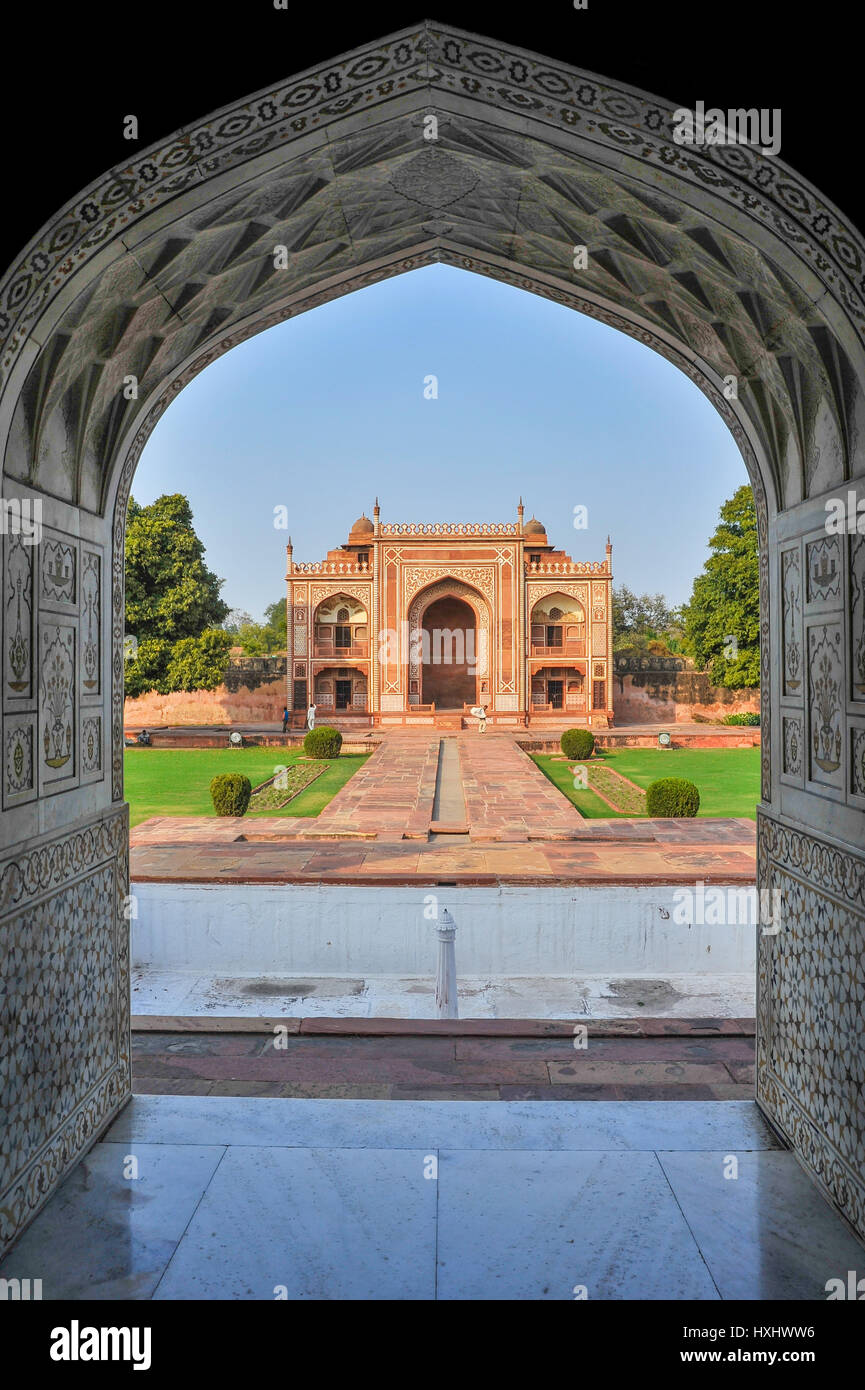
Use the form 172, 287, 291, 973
1, 22, 864, 1250
421, 595, 477, 709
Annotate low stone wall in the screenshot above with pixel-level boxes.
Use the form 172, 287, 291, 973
124, 678, 286, 726
614, 669, 760, 724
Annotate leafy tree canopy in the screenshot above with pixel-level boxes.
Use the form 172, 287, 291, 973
125, 494, 229, 696
681, 483, 760, 689
126, 494, 228, 646
613, 586, 685, 654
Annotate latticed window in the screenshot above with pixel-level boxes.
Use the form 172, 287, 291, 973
592, 679, 606, 708
334, 625, 351, 648
293, 680, 307, 710
336, 607, 349, 623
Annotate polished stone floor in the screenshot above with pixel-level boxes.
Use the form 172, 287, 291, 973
2, 1097, 861, 1299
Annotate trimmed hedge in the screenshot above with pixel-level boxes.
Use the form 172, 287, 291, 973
561, 728, 595, 760
210, 772, 252, 817
303, 725, 343, 759
722, 712, 760, 726
646, 777, 700, 818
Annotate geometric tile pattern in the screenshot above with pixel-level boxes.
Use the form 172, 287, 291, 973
0, 805, 129, 1256
757, 811, 865, 1238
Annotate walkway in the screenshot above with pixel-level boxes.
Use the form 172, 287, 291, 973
131, 814, 756, 884
2, 1095, 860, 1299
130, 1017, 756, 1100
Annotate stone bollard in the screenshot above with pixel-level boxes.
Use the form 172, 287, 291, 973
434, 908, 459, 1019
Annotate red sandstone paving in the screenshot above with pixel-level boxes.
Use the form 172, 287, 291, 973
131, 1028, 756, 1099
133, 1015, 755, 1036
131, 831, 755, 883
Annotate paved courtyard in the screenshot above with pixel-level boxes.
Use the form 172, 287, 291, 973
130, 730, 756, 884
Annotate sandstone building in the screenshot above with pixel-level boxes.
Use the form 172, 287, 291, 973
285, 503, 613, 728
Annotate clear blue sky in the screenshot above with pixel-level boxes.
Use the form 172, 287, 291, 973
134, 264, 747, 621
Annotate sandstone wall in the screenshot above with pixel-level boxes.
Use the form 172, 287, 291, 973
613, 670, 760, 724
124, 678, 286, 726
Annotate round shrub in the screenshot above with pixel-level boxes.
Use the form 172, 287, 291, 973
303, 725, 343, 759
560, 728, 595, 760
646, 777, 700, 818
210, 772, 252, 817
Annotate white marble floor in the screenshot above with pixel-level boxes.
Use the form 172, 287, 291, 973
2, 1097, 861, 1300
131, 967, 756, 1019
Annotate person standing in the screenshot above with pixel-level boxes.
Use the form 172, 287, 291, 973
307, 703, 317, 732
282, 705, 289, 733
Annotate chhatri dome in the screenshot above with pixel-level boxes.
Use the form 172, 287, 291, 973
350, 513, 374, 536
524, 516, 547, 536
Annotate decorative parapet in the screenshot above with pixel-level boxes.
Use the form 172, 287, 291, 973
380, 522, 518, 536
525, 560, 609, 575
290, 561, 371, 574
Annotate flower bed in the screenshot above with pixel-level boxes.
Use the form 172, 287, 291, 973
249, 761, 326, 810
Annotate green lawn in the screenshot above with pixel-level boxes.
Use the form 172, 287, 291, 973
124, 747, 369, 827
532, 746, 761, 820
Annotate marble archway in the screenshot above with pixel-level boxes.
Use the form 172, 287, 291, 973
2, 21, 865, 1251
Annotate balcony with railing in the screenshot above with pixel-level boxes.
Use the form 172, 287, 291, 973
530, 639, 586, 659
312, 641, 370, 660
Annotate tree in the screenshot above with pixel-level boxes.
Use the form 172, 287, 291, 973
263, 598, 287, 648
682, 484, 760, 688
126, 494, 228, 645
223, 608, 255, 635
613, 585, 684, 653
165, 630, 233, 691
125, 494, 229, 694
222, 599, 287, 656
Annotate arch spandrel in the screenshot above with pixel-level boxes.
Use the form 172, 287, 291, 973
2, 21, 865, 1254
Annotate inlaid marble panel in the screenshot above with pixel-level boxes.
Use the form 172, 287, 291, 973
851, 533, 865, 702
850, 725, 865, 800
782, 715, 803, 780
80, 550, 101, 696
39, 623, 76, 787
80, 712, 102, 780
781, 547, 803, 697
3, 713, 36, 807
807, 623, 843, 788
40, 536, 77, 607
3, 535, 34, 701
806, 535, 841, 605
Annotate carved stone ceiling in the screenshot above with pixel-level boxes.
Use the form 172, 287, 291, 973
3, 22, 862, 513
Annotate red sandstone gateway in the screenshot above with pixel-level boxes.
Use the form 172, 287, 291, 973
284, 503, 614, 731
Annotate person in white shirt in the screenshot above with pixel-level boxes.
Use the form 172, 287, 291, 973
470, 704, 487, 733
307, 703, 317, 731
